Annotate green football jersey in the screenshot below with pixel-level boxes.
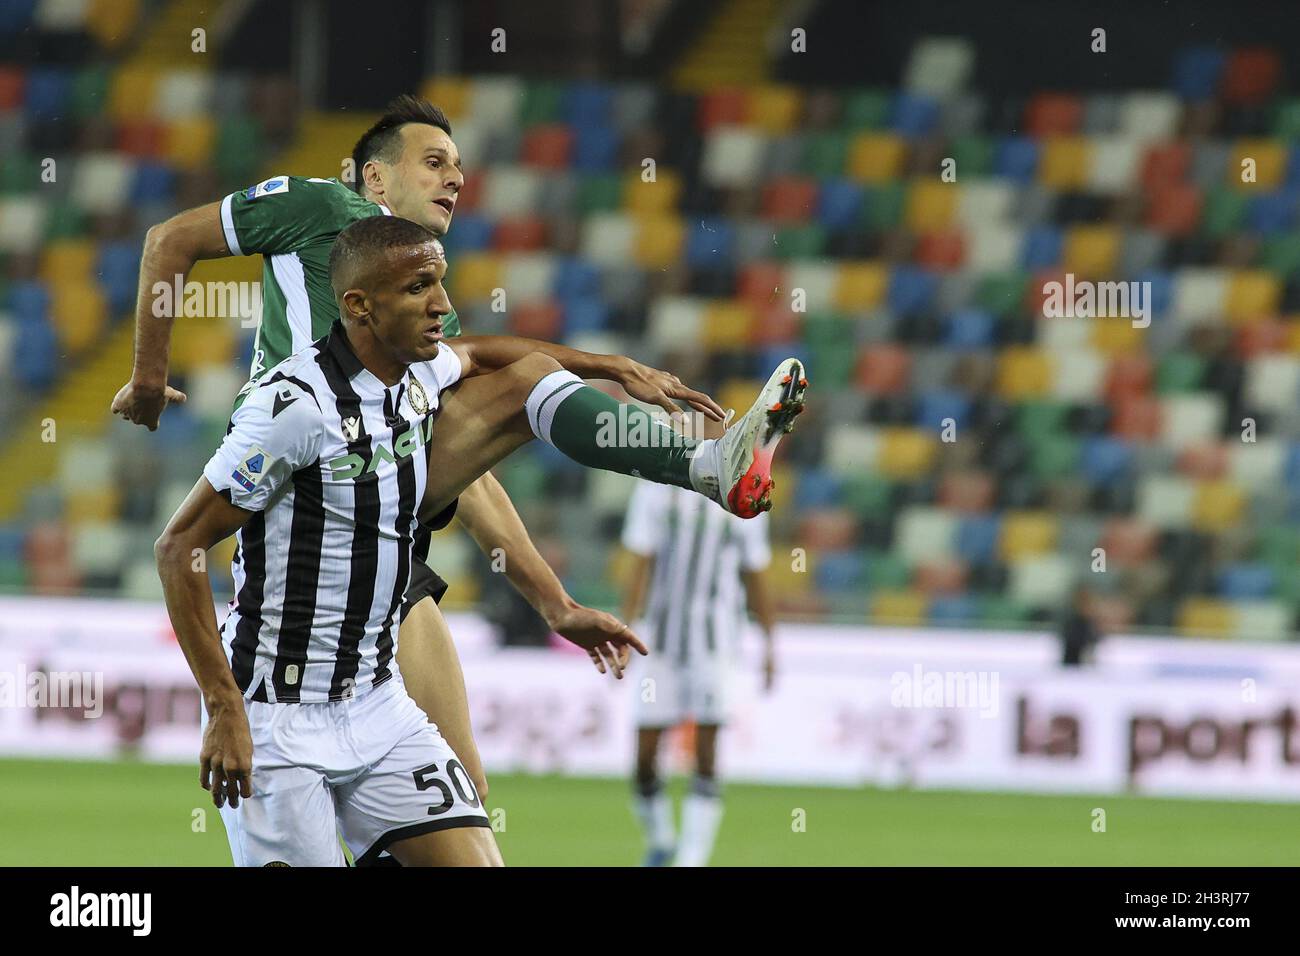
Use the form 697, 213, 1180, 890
220, 175, 461, 387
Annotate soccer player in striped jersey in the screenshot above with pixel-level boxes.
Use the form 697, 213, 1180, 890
155, 216, 803, 865
111, 96, 637, 805
620, 411, 778, 867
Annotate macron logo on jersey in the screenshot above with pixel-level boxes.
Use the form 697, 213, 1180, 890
246, 177, 289, 200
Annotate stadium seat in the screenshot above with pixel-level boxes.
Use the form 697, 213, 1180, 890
1246, 190, 1298, 234
856, 344, 911, 394
995, 347, 1052, 399
1040, 136, 1092, 188
747, 85, 801, 133
837, 261, 889, 306
877, 428, 937, 480
1087, 135, 1142, 192
1222, 48, 1281, 104
701, 300, 754, 349
870, 589, 927, 625
49, 280, 105, 355
1173, 47, 1226, 100
580, 212, 635, 267
570, 122, 619, 172
915, 557, 968, 595
1136, 474, 1195, 528
1192, 478, 1246, 532
798, 507, 859, 552
802, 131, 849, 177
913, 230, 965, 270
816, 179, 865, 230
1160, 393, 1224, 449
1176, 596, 1233, 638
521, 124, 573, 169
482, 166, 542, 217
682, 216, 736, 269
1008, 553, 1074, 606
1025, 92, 1083, 137
999, 511, 1058, 560
509, 302, 563, 340
944, 308, 995, 349
993, 136, 1039, 182
938, 470, 995, 513
701, 127, 763, 187
155, 69, 212, 120
647, 296, 703, 350
847, 132, 906, 183
903, 36, 975, 96
13, 315, 56, 389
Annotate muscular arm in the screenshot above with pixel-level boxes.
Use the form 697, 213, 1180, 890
454, 472, 574, 622
154, 477, 249, 709
114, 202, 233, 429
154, 476, 257, 807
449, 470, 648, 677
446, 335, 724, 420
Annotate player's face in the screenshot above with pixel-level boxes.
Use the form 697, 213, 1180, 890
369, 240, 453, 365
383, 124, 464, 237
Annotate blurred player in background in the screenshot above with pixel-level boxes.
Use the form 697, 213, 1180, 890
620, 413, 778, 867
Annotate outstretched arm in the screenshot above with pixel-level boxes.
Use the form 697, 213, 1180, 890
447, 335, 725, 421
113, 201, 233, 429
455, 472, 647, 677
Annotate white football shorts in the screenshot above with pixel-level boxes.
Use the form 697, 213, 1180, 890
207, 674, 489, 867
632, 644, 731, 728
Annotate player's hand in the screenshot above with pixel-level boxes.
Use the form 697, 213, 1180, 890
762, 644, 776, 693
111, 379, 187, 431
199, 696, 254, 809
546, 600, 648, 679
617, 359, 725, 422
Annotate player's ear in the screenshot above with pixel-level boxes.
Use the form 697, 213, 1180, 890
341, 289, 371, 324
361, 159, 385, 196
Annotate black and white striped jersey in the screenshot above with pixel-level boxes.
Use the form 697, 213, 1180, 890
203, 320, 464, 704
622, 482, 771, 665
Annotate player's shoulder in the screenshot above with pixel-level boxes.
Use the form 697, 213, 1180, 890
241, 352, 326, 420
240, 175, 379, 219
409, 341, 462, 388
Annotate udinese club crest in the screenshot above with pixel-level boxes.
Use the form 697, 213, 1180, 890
408, 378, 430, 415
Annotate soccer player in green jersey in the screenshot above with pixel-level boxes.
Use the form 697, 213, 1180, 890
110, 96, 634, 802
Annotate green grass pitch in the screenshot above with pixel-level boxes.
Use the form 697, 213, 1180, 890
1, 758, 1296, 866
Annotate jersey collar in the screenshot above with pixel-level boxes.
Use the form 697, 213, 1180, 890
320, 319, 414, 399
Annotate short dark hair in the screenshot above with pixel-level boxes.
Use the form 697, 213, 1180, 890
329, 215, 441, 302
350, 95, 453, 194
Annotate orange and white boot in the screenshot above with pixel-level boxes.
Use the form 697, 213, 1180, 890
689, 358, 808, 518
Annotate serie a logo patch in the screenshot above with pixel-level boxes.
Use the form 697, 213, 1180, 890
231, 446, 272, 493
246, 176, 290, 200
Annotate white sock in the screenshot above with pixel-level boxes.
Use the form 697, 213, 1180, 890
633, 789, 675, 852
524, 369, 585, 444
674, 791, 723, 867
687, 437, 720, 499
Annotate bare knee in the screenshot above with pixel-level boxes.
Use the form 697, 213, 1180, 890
506, 351, 564, 396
